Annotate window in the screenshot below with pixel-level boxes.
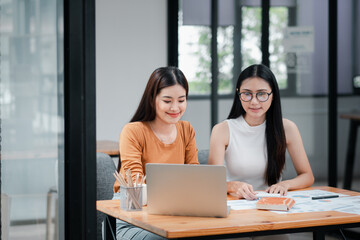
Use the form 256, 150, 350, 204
175, 0, 298, 96
179, 25, 211, 94
269, 7, 289, 89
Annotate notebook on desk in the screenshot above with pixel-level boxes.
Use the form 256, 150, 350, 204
145, 163, 229, 218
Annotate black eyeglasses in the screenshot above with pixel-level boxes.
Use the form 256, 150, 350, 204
238, 92, 273, 102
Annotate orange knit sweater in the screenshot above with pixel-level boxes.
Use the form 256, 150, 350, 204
113, 120, 199, 193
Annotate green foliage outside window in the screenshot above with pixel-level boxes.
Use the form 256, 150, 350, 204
180, 6, 289, 95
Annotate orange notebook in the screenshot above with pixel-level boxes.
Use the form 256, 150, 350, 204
256, 197, 295, 211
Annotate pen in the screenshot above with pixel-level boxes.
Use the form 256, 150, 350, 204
311, 195, 339, 200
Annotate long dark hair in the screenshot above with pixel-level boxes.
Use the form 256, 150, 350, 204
130, 66, 189, 122
228, 64, 286, 186
117, 67, 189, 172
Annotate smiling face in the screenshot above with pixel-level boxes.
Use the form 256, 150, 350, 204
238, 77, 273, 125
154, 84, 187, 125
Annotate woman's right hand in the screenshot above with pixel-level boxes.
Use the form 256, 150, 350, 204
229, 181, 257, 200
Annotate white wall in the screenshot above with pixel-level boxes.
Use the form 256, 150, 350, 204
96, 0, 167, 141
96, 0, 360, 182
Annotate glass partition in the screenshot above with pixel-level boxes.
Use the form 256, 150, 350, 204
1, 0, 63, 239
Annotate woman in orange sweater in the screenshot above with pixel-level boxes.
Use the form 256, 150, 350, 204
113, 66, 199, 240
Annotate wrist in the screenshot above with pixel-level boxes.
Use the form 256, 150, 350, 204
227, 181, 237, 193
279, 181, 291, 190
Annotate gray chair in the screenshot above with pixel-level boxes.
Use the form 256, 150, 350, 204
96, 152, 116, 240
198, 149, 209, 165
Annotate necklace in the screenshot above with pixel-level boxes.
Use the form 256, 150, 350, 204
149, 122, 176, 144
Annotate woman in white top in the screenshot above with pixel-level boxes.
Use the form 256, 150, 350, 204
209, 64, 314, 200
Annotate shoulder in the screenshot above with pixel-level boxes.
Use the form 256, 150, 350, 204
122, 121, 146, 130
121, 122, 148, 137
178, 120, 194, 132
282, 118, 298, 132
210, 120, 229, 143
177, 121, 196, 143
212, 120, 229, 134
282, 118, 301, 143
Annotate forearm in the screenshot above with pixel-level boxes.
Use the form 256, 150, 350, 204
280, 172, 314, 191
185, 147, 199, 165
120, 159, 144, 182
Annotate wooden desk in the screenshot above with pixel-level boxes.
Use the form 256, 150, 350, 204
340, 114, 360, 189
96, 140, 119, 157
97, 186, 360, 239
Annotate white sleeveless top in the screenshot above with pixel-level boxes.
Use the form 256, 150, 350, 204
224, 115, 268, 190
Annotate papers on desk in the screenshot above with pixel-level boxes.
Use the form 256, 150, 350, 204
286, 189, 346, 200
228, 189, 360, 215
255, 191, 281, 198
227, 199, 257, 210
327, 196, 360, 215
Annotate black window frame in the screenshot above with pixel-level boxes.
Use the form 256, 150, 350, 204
169, 0, 301, 100
64, 0, 97, 238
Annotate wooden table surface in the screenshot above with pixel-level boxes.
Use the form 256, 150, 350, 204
97, 186, 360, 239
96, 140, 119, 157
340, 113, 360, 121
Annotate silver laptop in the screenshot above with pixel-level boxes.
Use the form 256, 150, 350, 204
145, 163, 229, 218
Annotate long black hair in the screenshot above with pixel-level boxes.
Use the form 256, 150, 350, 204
130, 66, 189, 122
117, 67, 189, 172
228, 64, 286, 186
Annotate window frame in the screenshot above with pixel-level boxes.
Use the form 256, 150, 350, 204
169, 0, 360, 99
170, 0, 301, 100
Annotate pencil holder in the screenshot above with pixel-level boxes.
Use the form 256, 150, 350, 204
141, 184, 147, 206
120, 186, 143, 211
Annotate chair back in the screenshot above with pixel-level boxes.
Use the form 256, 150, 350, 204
198, 149, 209, 165
96, 153, 116, 239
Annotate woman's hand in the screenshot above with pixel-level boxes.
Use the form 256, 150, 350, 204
230, 181, 257, 200
266, 182, 290, 196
